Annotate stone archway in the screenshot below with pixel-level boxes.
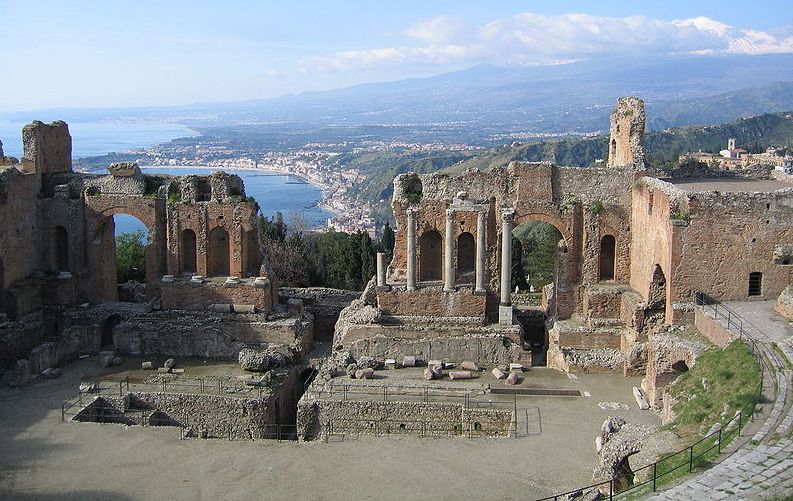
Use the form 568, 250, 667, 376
457, 232, 475, 277
208, 226, 231, 277
86, 201, 161, 302
419, 230, 442, 281
181, 229, 197, 275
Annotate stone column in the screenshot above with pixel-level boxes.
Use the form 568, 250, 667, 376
376, 252, 389, 289
475, 209, 486, 294
444, 208, 455, 292
499, 208, 515, 324
406, 208, 417, 291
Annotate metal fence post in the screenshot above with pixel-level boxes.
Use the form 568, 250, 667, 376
652, 463, 657, 492
718, 428, 722, 454
609, 479, 614, 500
689, 445, 694, 472
738, 410, 742, 435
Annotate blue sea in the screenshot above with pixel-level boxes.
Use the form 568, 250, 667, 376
0, 120, 195, 159
0, 120, 332, 237
118, 167, 332, 235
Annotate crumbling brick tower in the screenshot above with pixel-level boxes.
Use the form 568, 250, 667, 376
607, 96, 645, 169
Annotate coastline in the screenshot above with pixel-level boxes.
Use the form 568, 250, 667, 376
139, 164, 339, 220
138, 164, 332, 191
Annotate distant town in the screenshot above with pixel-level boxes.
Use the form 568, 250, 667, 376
682, 137, 793, 174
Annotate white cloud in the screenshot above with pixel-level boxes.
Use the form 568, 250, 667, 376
310, 13, 793, 70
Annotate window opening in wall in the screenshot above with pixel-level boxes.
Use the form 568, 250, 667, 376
54, 226, 69, 271
748, 272, 763, 296
599, 235, 616, 281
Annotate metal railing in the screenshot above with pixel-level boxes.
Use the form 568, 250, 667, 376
536, 291, 769, 500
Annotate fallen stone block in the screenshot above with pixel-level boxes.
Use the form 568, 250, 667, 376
141, 361, 154, 370
505, 372, 520, 385
492, 368, 507, 380
164, 358, 177, 370
428, 359, 443, 369
207, 303, 232, 313
632, 386, 650, 410
423, 368, 435, 380
430, 364, 443, 378
232, 304, 256, 314
157, 367, 171, 374
171, 368, 185, 374
402, 356, 416, 367
384, 359, 397, 370
461, 361, 479, 371
112, 357, 122, 366
361, 368, 375, 379
509, 363, 523, 372
449, 371, 474, 380
346, 363, 358, 378
99, 355, 115, 368
595, 435, 603, 452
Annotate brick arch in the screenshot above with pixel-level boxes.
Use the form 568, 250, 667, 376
85, 201, 164, 302
512, 211, 573, 246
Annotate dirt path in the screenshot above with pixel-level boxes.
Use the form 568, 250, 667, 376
0, 359, 659, 501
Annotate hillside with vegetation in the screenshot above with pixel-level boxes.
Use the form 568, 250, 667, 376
441, 111, 793, 175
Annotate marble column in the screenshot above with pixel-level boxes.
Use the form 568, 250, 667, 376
475, 209, 486, 294
376, 252, 387, 287
443, 208, 455, 292
499, 208, 515, 324
500, 208, 515, 306
406, 208, 417, 291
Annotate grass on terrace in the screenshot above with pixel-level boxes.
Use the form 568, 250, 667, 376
665, 340, 761, 441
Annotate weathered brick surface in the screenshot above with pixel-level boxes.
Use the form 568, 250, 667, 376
161, 279, 273, 313
377, 286, 486, 317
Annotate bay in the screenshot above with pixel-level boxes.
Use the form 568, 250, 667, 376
115, 167, 332, 236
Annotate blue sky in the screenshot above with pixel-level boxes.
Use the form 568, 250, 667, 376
1, 0, 792, 111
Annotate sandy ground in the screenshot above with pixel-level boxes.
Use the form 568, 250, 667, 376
0, 359, 660, 501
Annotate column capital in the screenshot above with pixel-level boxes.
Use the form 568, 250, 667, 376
406, 207, 418, 219
500, 207, 515, 220
445, 207, 455, 217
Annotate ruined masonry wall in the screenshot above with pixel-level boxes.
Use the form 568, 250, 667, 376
161, 280, 273, 313
298, 398, 512, 438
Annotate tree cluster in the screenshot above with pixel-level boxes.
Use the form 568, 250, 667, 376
260, 213, 395, 291
116, 230, 146, 284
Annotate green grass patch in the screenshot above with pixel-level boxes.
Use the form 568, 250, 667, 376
772, 343, 793, 370
665, 340, 761, 442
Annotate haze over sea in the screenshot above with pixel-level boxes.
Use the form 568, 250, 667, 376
0, 121, 332, 235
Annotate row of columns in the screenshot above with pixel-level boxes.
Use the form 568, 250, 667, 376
390, 206, 512, 300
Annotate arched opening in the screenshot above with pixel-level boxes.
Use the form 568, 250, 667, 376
100, 315, 122, 349
419, 230, 442, 281
671, 360, 689, 373
748, 272, 763, 296
648, 265, 667, 311
181, 229, 197, 275
599, 235, 616, 281
94, 213, 149, 302
53, 226, 69, 271
457, 232, 475, 278
513, 221, 563, 292
610, 138, 617, 160
208, 226, 231, 276
244, 229, 260, 277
